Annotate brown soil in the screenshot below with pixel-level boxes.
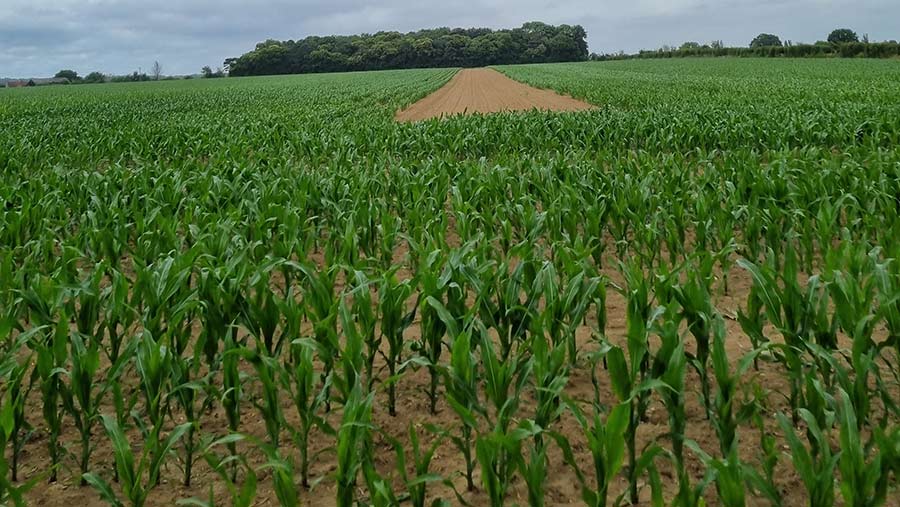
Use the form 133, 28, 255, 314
395, 68, 595, 122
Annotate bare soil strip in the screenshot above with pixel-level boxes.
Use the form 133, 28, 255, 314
395, 68, 595, 121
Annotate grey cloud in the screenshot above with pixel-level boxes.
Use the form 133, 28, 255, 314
1, 0, 898, 78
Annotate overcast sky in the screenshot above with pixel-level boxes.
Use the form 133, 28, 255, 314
2, 0, 898, 77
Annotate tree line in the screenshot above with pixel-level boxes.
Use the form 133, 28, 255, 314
30, 64, 226, 87
24, 26, 896, 87
594, 28, 899, 61
225, 22, 589, 76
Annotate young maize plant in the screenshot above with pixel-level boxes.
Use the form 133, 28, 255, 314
391, 423, 448, 507
0, 334, 34, 484
440, 329, 481, 491
872, 426, 900, 500
183, 432, 295, 507
738, 248, 815, 423
60, 333, 114, 485
243, 265, 282, 356
584, 200, 610, 269
334, 212, 362, 268
414, 246, 452, 415
335, 386, 376, 507
873, 257, 900, 394
348, 270, 378, 391
32, 314, 69, 483
83, 414, 191, 507
745, 409, 782, 507
0, 408, 32, 506
714, 231, 739, 297
528, 333, 569, 450
534, 260, 600, 366
671, 254, 716, 419
479, 321, 529, 433
651, 308, 707, 507
804, 275, 839, 384
362, 458, 401, 507
0, 351, 41, 506
134, 331, 185, 486
476, 420, 540, 507
812, 194, 853, 268
378, 211, 401, 269
634, 213, 666, 270
221, 334, 243, 481
256, 439, 301, 507
709, 315, 766, 458
473, 258, 534, 361
168, 349, 211, 487
68, 266, 104, 343
826, 268, 882, 428
101, 269, 136, 366
297, 262, 341, 410
684, 305, 756, 507
284, 339, 333, 489
463, 323, 532, 507
133, 254, 197, 349
516, 433, 549, 507
555, 399, 629, 507
450, 187, 480, 245
177, 436, 258, 507
685, 440, 744, 507
832, 388, 898, 507
197, 252, 250, 373
777, 409, 838, 507
736, 286, 767, 368
607, 188, 633, 260
241, 347, 284, 447
378, 268, 417, 416
608, 259, 662, 504
336, 298, 367, 403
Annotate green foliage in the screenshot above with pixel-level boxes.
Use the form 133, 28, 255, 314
31, 313, 69, 482
0, 352, 41, 505
829, 28, 860, 44
392, 424, 447, 507
595, 40, 900, 60
228, 22, 588, 76
54, 69, 78, 81
284, 340, 332, 488
83, 415, 191, 507
556, 401, 629, 507
778, 410, 838, 507
335, 387, 375, 507
83, 71, 106, 84
379, 269, 417, 416
201, 66, 225, 79
476, 421, 540, 507
750, 33, 783, 48
441, 331, 481, 490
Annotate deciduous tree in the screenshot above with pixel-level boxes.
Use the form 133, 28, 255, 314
750, 33, 782, 48
828, 28, 859, 44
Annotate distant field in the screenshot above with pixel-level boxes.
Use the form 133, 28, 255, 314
1, 59, 899, 507
497, 58, 900, 149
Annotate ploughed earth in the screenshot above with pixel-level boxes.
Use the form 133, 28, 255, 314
395, 68, 595, 121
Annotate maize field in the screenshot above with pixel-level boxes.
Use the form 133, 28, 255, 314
0, 58, 899, 506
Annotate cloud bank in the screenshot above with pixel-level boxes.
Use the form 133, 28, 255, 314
1, 0, 897, 77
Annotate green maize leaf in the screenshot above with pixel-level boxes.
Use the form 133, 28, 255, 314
606, 346, 630, 402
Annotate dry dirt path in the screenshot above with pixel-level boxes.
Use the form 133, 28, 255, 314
395, 67, 595, 121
